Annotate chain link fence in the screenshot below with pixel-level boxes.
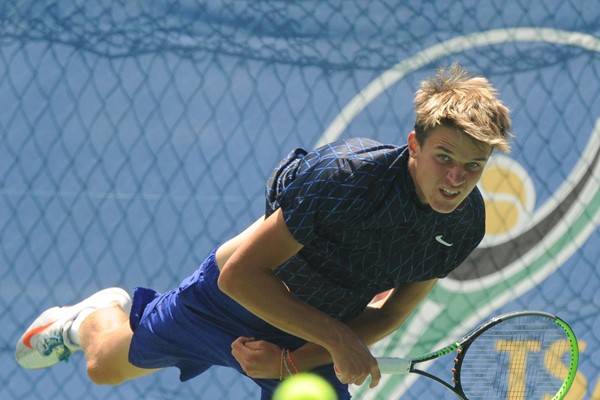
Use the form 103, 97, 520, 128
1, 1, 599, 399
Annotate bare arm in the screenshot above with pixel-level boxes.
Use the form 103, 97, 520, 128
217, 208, 381, 387
291, 279, 438, 370
231, 279, 437, 378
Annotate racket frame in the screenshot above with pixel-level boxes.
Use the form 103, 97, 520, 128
376, 310, 579, 400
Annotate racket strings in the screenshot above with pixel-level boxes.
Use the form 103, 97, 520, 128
457, 318, 573, 399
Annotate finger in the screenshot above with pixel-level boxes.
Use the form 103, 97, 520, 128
243, 339, 267, 351
369, 365, 382, 388
238, 336, 255, 345
353, 375, 367, 386
231, 337, 244, 349
334, 366, 351, 384
231, 336, 254, 349
231, 342, 243, 358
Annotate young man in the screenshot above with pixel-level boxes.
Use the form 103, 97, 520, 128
16, 64, 512, 399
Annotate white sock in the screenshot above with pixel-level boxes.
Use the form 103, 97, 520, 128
67, 308, 95, 346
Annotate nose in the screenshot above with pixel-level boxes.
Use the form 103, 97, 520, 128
447, 165, 466, 186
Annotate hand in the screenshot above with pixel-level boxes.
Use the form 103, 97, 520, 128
231, 336, 282, 379
330, 335, 381, 388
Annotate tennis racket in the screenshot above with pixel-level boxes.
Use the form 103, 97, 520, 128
376, 310, 579, 399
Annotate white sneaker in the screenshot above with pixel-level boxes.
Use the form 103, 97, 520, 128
15, 287, 131, 369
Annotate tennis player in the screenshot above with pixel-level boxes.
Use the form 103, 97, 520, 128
16, 64, 512, 400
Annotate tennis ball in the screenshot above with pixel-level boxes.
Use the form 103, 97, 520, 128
273, 373, 338, 400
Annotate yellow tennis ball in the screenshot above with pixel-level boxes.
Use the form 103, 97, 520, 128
273, 373, 338, 400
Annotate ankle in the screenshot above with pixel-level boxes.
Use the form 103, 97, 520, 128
67, 308, 95, 346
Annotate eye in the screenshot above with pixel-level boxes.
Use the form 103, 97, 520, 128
466, 162, 483, 170
437, 154, 451, 162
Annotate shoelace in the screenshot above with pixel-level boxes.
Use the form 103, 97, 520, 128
42, 332, 72, 362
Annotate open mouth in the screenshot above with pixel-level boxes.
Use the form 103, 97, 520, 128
440, 187, 460, 198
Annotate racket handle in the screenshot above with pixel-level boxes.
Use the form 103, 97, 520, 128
376, 357, 412, 374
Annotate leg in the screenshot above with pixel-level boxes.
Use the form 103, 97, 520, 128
80, 304, 159, 385
16, 287, 157, 385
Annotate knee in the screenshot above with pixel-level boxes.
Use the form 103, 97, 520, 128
86, 359, 126, 386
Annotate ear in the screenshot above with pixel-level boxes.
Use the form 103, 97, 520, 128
407, 131, 419, 157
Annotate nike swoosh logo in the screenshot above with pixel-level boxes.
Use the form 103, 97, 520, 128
435, 235, 453, 247
23, 321, 56, 349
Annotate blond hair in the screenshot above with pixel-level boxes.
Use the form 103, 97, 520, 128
413, 64, 512, 153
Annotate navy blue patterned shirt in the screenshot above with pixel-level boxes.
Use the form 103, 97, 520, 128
265, 138, 485, 322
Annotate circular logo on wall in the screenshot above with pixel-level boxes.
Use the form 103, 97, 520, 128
320, 28, 600, 399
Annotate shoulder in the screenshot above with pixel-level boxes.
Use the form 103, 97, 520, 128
467, 186, 486, 216
314, 137, 404, 159
305, 138, 406, 178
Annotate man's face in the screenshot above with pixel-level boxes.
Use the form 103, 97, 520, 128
408, 126, 491, 214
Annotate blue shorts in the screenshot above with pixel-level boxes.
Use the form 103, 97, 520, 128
128, 248, 351, 399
